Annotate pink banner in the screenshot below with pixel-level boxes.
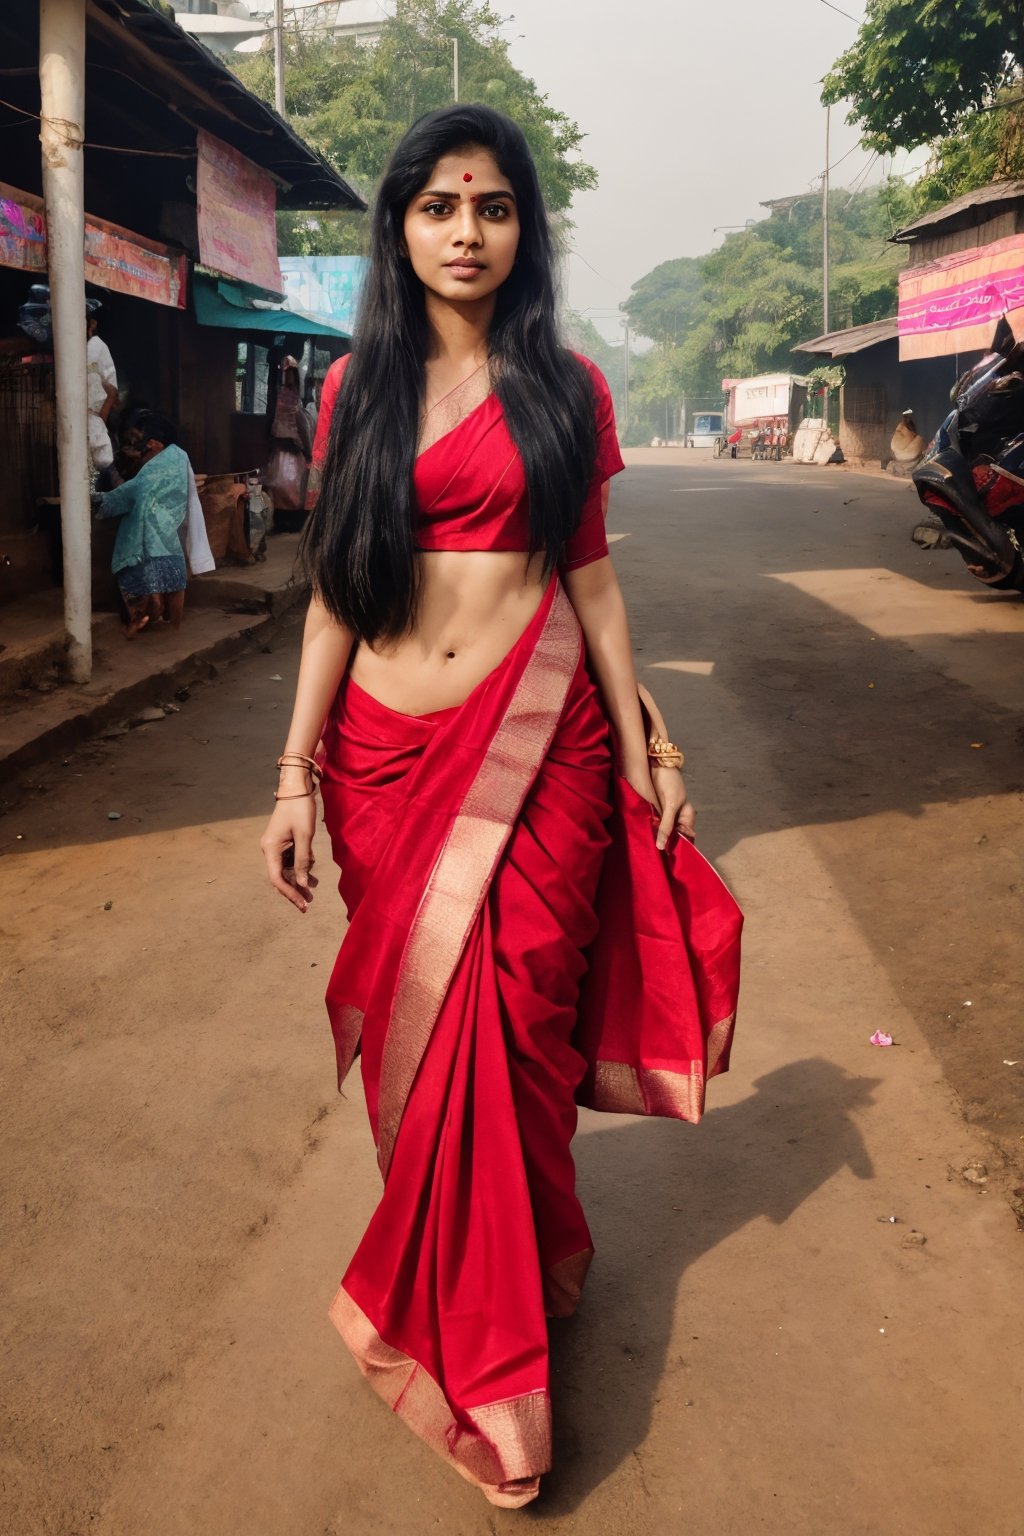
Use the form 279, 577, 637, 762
898, 233, 1024, 361
0, 182, 47, 274
196, 130, 282, 296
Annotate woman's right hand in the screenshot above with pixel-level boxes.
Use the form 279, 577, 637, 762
260, 793, 319, 913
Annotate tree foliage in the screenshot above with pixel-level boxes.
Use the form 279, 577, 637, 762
230, 0, 596, 256
822, 0, 1024, 155
622, 184, 908, 439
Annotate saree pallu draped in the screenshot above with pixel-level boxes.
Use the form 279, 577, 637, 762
319, 579, 742, 1505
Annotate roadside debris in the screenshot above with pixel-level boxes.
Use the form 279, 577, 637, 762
869, 1030, 894, 1047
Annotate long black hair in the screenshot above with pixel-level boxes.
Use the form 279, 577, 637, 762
301, 103, 598, 643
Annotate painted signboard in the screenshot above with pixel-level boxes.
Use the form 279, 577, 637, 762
84, 215, 186, 307
197, 130, 282, 296
278, 255, 367, 335
0, 181, 186, 307
898, 233, 1024, 361
0, 183, 47, 274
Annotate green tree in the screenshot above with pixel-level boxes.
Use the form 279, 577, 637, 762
822, 0, 1024, 155
231, 1, 597, 257
622, 183, 909, 436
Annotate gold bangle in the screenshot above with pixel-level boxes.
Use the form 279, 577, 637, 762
277, 753, 322, 783
648, 735, 684, 770
273, 787, 317, 800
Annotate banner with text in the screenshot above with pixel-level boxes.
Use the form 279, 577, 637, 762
898, 233, 1024, 361
84, 215, 186, 307
197, 131, 282, 297
0, 182, 186, 307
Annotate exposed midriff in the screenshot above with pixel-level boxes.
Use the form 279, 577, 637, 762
348, 549, 549, 717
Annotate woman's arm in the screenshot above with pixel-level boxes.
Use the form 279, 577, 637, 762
259, 593, 355, 911
563, 553, 695, 849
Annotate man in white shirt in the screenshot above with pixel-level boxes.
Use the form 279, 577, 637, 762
86, 302, 118, 473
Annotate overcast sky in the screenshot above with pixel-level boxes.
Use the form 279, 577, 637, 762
500, 0, 927, 340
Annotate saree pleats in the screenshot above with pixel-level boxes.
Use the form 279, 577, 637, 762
320, 582, 612, 1494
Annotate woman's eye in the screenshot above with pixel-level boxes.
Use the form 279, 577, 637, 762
479, 203, 509, 219
423, 201, 451, 217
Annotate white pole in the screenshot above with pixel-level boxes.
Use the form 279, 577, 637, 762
39, 0, 91, 684
273, 0, 286, 117
453, 36, 459, 102
623, 321, 630, 432
822, 103, 830, 335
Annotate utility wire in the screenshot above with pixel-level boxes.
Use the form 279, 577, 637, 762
818, 0, 860, 22
0, 94, 194, 156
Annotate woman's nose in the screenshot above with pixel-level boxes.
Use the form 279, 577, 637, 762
454, 207, 482, 246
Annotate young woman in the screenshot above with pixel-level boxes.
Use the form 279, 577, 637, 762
260, 104, 741, 1509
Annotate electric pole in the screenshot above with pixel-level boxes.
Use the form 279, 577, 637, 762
273, 0, 285, 117
822, 103, 830, 334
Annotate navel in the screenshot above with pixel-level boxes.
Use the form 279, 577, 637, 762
445, 650, 456, 660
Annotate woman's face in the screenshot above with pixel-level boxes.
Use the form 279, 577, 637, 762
402, 145, 520, 306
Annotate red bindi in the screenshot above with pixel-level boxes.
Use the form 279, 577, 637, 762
463, 172, 473, 182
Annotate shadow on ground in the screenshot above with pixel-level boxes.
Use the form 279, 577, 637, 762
543, 1057, 878, 1512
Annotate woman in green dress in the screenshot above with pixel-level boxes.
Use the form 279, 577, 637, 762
95, 411, 214, 636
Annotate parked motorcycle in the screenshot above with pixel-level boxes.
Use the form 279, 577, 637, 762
911, 316, 1024, 592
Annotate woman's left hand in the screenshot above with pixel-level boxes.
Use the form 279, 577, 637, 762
651, 763, 696, 849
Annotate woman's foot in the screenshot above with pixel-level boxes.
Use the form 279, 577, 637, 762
124, 612, 150, 639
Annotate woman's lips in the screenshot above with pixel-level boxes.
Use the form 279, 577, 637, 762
445, 262, 485, 279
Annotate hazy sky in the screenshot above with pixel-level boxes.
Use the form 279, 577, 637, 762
501, 0, 925, 341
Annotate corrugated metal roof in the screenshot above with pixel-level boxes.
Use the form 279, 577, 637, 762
92, 0, 365, 210
793, 316, 898, 358
891, 180, 1024, 244
0, 0, 365, 213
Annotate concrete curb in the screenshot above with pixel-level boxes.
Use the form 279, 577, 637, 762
0, 578, 308, 788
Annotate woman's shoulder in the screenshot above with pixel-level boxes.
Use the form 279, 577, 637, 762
568, 351, 613, 401
325, 352, 353, 386
566, 352, 616, 429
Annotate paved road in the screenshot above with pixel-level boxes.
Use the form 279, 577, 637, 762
3, 450, 1023, 1535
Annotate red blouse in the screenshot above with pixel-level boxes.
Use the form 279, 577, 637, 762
309, 352, 624, 570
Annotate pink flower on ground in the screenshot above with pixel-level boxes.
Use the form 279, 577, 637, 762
870, 1030, 894, 1047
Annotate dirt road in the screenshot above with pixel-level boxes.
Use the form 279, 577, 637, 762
3, 450, 1023, 1535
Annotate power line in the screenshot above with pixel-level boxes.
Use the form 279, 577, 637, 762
818, 0, 860, 22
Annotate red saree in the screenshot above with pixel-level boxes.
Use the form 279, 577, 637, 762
319, 580, 743, 1507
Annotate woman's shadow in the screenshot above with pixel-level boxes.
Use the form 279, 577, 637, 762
543, 1057, 879, 1513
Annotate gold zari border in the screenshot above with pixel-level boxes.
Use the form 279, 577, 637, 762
544, 1248, 594, 1318
589, 1014, 736, 1123
376, 584, 581, 1176
329, 1285, 549, 1502
333, 1003, 364, 1089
